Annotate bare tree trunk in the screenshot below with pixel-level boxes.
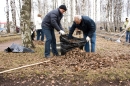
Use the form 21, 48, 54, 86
80, 0, 87, 16
100, 0, 107, 31
117, 0, 123, 32
10, 0, 16, 33
88, 0, 91, 17
38, 0, 41, 13
109, 0, 113, 32
63, 0, 69, 31
20, 0, 34, 48
31, 0, 34, 22
75, 0, 81, 15
126, 0, 130, 17
53, 0, 57, 9
18, 0, 21, 21
19, 0, 21, 10
93, 0, 95, 20
106, 0, 111, 32
43, 0, 48, 17
95, 0, 97, 22
113, 0, 123, 32
6, 0, 10, 33
70, 0, 74, 25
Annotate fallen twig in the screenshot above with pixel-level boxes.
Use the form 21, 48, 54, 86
0, 60, 50, 74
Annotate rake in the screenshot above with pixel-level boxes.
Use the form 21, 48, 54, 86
115, 31, 126, 43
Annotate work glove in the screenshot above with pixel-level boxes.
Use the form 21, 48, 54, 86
86, 36, 90, 42
59, 30, 66, 35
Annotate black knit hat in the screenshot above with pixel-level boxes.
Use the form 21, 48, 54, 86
59, 5, 67, 11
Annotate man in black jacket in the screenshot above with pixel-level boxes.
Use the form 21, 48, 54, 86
42, 5, 67, 58
68, 15, 96, 52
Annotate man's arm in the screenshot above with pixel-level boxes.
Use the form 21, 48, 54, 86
68, 22, 76, 38
51, 13, 61, 31
59, 22, 64, 30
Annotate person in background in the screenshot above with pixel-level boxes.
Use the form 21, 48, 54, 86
35, 14, 44, 42
42, 5, 67, 58
16, 26, 20, 33
30, 22, 35, 41
123, 17, 130, 43
31, 29, 35, 41
68, 15, 96, 52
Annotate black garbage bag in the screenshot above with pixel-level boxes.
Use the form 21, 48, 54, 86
60, 34, 86, 55
4, 43, 34, 53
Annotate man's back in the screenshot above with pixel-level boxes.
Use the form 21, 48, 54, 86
42, 9, 63, 31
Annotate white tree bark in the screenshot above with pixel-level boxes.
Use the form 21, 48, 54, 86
20, 0, 34, 48
95, 0, 97, 22
75, 0, 81, 15
126, 0, 130, 17
6, 0, 10, 33
10, 0, 16, 33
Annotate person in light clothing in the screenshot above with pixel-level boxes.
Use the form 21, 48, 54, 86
35, 14, 44, 41
124, 17, 130, 43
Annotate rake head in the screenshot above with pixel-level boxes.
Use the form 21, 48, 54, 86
115, 39, 121, 43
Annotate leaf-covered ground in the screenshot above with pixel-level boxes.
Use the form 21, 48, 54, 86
0, 34, 130, 86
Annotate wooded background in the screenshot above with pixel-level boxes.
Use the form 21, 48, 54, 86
3, 0, 130, 47
5, 0, 130, 33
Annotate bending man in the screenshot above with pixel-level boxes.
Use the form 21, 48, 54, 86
68, 15, 96, 52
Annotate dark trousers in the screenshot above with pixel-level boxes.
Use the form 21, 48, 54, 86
42, 27, 59, 57
126, 31, 130, 43
36, 29, 44, 41
83, 32, 96, 52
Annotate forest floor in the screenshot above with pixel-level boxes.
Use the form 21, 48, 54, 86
0, 31, 130, 86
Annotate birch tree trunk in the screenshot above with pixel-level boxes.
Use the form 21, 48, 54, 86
60, 0, 66, 30
70, 0, 74, 25
38, 0, 41, 14
80, 0, 87, 16
106, 0, 110, 32
113, 0, 123, 32
18, 0, 21, 24
93, 0, 95, 20
75, 0, 81, 15
20, 0, 35, 48
31, 0, 34, 22
19, 0, 21, 10
10, 0, 16, 33
100, 0, 107, 31
109, 0, 113, 31
88, 0, 91, 17
53, 0, 57, 9
126, 0, 130, 17
43, 0, 48, 17
64, 0, 69, 31
118, 0, 123, 32
6, 0, 10, 33
95, 0, 97, 22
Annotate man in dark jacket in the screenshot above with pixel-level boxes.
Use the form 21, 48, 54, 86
42, 5, 67, 58
68, 15, 96, 52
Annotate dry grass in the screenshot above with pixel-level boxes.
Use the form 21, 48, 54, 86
0, 34, 130, 85
0, 34, 21, 43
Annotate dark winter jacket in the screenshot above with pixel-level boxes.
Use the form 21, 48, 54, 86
68, 16, 96, 38
41, 8, 63, 31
